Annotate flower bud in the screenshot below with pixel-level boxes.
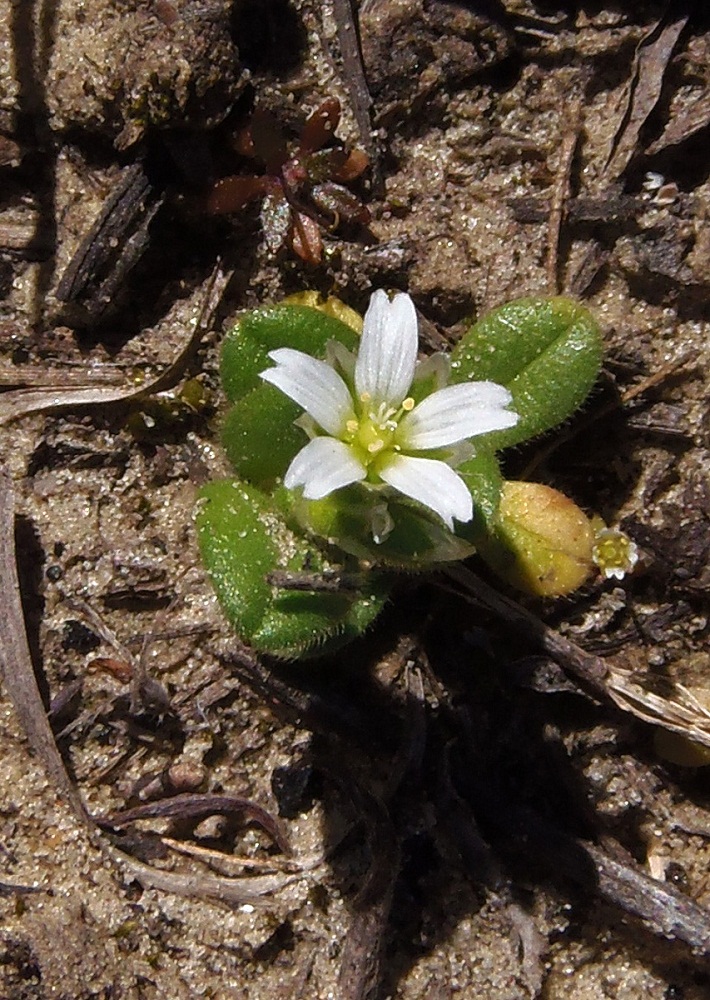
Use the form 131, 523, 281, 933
282, 291, 363, 333
480, 481, 595, 597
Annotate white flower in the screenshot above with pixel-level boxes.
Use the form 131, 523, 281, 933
592, 527, 639, 580
259, 290, 518, 531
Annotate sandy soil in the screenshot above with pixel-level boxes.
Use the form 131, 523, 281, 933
1, 1, 709, 998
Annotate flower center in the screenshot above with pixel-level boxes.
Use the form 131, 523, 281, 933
344, 395, 415, 468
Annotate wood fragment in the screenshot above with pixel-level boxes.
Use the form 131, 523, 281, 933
55, 161, 165, 323
603, 11, 689, 182
586, 840, 710, 950
0, 880, 46, 896
646, 91, 710, 154
471, 785, 710, 952
266, 568, 363, 593
0, 217, 53, 258
566, 242, 610, 298
337, 893, 393, 1000
510, 193, 644, 225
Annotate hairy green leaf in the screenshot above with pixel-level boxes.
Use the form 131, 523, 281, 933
221, 305, 359, 403
197, 479, 389, 658
450, 297, 603, 448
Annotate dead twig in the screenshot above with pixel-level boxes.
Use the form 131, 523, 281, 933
100, 791, 290, 854
330, 0, 381, 194
444, 565, 610, 701
444, 565, 710, 755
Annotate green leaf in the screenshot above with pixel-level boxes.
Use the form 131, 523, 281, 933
221, 388, 306, 489
221, 305, 359, 403
454, 447, 504, 545
450, 297, 603, 448
196, 479, 389, 658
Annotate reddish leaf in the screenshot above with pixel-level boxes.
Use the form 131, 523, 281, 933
300, 98, 341, 155
291, 212, 323, 264
206, 175, 268, 214
231, 123, 256, 158
330, 148, 369, 183
90, 657, 133, 683
310, 182, 370, 226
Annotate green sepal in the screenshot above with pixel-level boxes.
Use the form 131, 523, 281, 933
196, 479, 390, 658
291, 484, 475, 568
450, 297, 603, 448
221, 305, 359, 403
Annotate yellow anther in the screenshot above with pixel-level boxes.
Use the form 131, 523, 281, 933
367, 439, 385, 454
402, 397, 415, 411
346, 419, 359, 434
360, 391, 371, 403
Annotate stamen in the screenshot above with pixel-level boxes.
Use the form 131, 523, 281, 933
346, 419, 358, 434
360, 391, 371, 403
367, 439, 385, 454
402, 397, 415, 411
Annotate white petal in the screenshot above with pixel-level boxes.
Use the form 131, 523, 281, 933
260, 348, 354, 436
378, 454, 473, 529
354, 290, 418, 406
398, 381, 518, 450
284, 438, 366, 500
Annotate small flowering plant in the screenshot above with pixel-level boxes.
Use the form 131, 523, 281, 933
197, 290, 604, 657
261, 291, 518, 532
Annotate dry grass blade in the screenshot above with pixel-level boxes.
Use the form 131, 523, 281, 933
444, 565, 710, 752
0, 364, 126, 388
606, 669, 710, 750
0, 469, 90, 826
603, 11, 689, 182
0, 263, 228, 427
547, 96, 581, 294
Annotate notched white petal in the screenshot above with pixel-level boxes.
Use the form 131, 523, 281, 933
284, 438, 366, 500
399, 381, 518, 450
378, 454, 473, 530
355, 290, 418, 406
260, 348, 355, 436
